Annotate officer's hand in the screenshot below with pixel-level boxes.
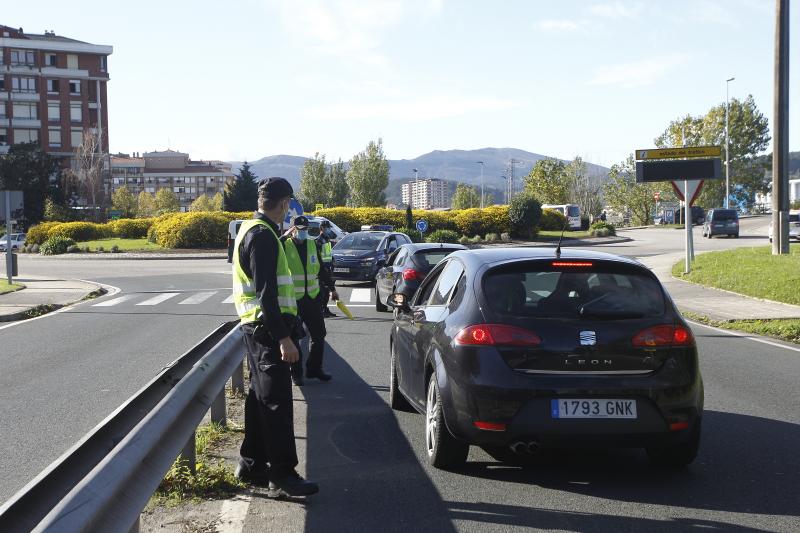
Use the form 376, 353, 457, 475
331, 290, 339, 301
279, 337, 299, 363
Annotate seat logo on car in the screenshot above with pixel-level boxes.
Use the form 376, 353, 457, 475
579, 331, 597, 346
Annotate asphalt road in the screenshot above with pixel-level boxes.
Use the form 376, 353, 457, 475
3, 216, 799, 531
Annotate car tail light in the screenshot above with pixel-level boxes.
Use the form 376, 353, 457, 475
552, 261, 593, 267
669, 421, 690, 431
402, 268, 420, 281
455, 324, 541, 346
473, 421, 507, 432
632, 325, 694, 347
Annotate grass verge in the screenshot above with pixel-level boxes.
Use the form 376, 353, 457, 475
0, 280, 25, 295
682, 311, 800, 345
76, 238, 162, 251
672, 244, 800, 305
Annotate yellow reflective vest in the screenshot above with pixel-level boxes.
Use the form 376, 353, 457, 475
284, 238, 321, 299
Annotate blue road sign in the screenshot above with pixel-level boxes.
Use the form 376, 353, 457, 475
416, 219, 428, 233
285, 198, 304, 225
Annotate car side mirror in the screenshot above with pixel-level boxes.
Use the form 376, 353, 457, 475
388, 293, 412, 313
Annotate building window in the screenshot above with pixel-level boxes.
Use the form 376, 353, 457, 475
46, 79, 59, 94
100, 56, 107, 72
0, 78, 4, 91
13, 102, 38, 119
46, 53, 57, 67
69, 80, 81, 95
67, 54, 78, 70
0, 128, 7, 144
48, 102, 60, 121
70, 102, 82, 123
0, 103, 6, 118
174, 187, 186, 193
70, 128, 82, 147
14, 129, 39, 143
10, 49, 35, 66
145, 187, 155, 193
48, 127, 61, 147
11, 77, 37, 93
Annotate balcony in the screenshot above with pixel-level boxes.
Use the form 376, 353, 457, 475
10, 92, 40, 102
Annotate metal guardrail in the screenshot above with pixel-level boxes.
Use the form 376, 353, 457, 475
0, 320, 245, 533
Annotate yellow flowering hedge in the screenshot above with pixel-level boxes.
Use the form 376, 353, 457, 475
148, 212, 231, 248
48, 221, 112, 242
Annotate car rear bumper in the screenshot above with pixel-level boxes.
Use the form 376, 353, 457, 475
708, 226, 738, 235
331, 265, 376, 281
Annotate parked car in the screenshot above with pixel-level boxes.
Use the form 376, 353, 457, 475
374, 243, 467, 312
702, 208, 739, 238
769, 211, 800, 242
388, 248, 703, 470
0, 233, 26, 251
331, 230, 412, 283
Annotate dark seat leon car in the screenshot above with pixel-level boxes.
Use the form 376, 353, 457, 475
374, 243, 467, 312
331, 230, 412, 283
388, 248, 703, 470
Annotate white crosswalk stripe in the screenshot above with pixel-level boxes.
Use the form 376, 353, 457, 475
93, 295, 137, 307
349, 288, 372, 303
178, 291, 217, 305
222, 293, 235, 304
136, 293, 179, 306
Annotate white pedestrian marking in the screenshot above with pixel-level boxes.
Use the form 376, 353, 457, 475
93, 295, 136, 307
349, 288, 372, 303
178, 291, 217, 305
136, 293, 179, 306
222, 293, 235, 304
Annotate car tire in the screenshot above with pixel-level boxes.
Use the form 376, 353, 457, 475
734, 233, 739, 238
646, 420, 701, 468
389, 342, 413, 412
375, 287, 388, 312
425, 373, 468, 470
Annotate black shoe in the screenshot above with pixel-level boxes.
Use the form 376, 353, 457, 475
268, 471, 319, 498
306, 369, 332, 382
235, 460, 270, 487
323, 310, 337, 318
291, 374, 304, 386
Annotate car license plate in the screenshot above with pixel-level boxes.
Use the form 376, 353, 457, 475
551, 399, 637, 419
333, 267, 349, 273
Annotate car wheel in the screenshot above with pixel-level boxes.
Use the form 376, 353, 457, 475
734, 233, 739, 238
375, 287, 388, 312
646, 420, 701, 468
425, 373, 468, 470
389, 342, 413, 412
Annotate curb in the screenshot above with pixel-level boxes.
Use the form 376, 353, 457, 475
669, 271, 800, 315
22, 252, 227, 261
0, 280, 110, 323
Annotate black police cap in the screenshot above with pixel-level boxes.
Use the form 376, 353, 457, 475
293, 215, 309, 227
257, 177, 294, 200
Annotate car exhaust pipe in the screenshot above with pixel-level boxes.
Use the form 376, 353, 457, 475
527, 441, 540, 454
510, 441, 527, 454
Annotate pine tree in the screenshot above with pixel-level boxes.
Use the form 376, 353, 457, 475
224, 162, 259, 212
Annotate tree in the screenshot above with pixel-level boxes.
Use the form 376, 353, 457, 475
566, 157, 604, 218
405, 204, 413, 228
154, 188, 180, 215
603, 155, 659, 226
137, 191, 156, 218
111, 186, 137, 218
508, 193, 542, 239
43, 198, 75, 222
299, 153, 328, 209
224, 162, 259, 212
451, 184, 481, 209
211, 192, 224, 211
0, 141, 62, 225
74, 127, 105, 220
347, 139, 389, 207
189, 194, 215, 212
326, 158, 349, 207
523, 158, 571, 204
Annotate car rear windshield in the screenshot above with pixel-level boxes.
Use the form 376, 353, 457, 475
483, 261, 665, 319
790, 214, 800, 223
712, 210, 738, 221
335, 233, 383, 251
567, 206, 580, 217
413, 249, 459, 269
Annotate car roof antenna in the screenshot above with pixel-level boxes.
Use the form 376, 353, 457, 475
555, 215, 569, 259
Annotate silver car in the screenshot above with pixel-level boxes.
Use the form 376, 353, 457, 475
769, 211, 800, 242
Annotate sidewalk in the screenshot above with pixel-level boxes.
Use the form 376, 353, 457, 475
639, 252, 800, 321
0, 276, 104, 322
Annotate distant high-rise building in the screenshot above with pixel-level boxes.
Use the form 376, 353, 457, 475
401, 178, 448, 209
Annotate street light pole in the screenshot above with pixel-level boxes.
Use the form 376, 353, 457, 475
476, 161, 484, 208
725, 77, 735, 209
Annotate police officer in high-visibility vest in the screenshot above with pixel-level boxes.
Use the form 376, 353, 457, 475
317, 220, 336, 318
282, 215, 338, 385
231, 177, 318, 498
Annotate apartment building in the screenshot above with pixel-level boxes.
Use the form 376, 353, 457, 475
401, 178, 449, 209
111, 150, 235, 211
0, 25, 112, 168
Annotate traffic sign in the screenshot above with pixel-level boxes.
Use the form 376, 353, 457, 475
109, 209, 123, 220
635, 146, 721, 160
671, 180, 705, 206
315, 203, 324, 211
636, 158, 721, 182
285, 198, 304, 225
416, 219, 428, 233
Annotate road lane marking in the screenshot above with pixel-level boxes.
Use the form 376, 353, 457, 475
93, 295, 136, 307
178, 291, 217, 305
217, 495, 251, 533
349, 288, 372, 303
222, 293, 235, 304
687, 319, 800, 354
136, 293, 179, 306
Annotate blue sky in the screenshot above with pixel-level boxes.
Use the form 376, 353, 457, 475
6, 0, 799, 168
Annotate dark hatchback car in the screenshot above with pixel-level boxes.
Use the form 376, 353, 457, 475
703, 208, 739, 238
388, 248, 703, 470
331, 230, 412, 283
374, 243, 467, 312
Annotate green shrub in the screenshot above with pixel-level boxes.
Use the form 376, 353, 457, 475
508, 194, 542, 239
111, 218, 154, 238
501, 232, 511, 242
426, 229, 460, 243
470, 235, 483, 244
539, 209, 568, 231
485, 232, 499, 242
149, 212, 230, 248
111, 245, 120, 253
67, 244, 80, 253
589, 221, 616, 237
49, 221, 111, 242
580, 216, 591, 230
97, 246, 105, 252
40, 237, 76, 255
402, 227, 424, 243
26, 222, 61, 245
458, 235, 470, 245
81, 245, 90, 253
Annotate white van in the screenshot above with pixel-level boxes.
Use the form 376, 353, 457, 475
542, 204, 581, 230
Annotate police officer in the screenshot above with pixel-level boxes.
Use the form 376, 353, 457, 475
282, 215, 337, 385
317, 220, 337, 318
231, 177, 318, 497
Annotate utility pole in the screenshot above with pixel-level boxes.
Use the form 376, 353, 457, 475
725, 77, 735, 209
476, 161, 484, 208
772, 0, 790, 254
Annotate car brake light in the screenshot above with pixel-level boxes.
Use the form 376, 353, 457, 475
455, 324, 541, 346
552, 261, 593, 267
669, 421, 690, 431
632, 325, 694, 347
473, 421, 507, 431
402, 268, 420, 281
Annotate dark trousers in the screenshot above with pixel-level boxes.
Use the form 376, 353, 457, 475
239, 324, 298, 476
291, 295, 327, 376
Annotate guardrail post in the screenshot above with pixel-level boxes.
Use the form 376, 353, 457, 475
180, 432, 196, 475
231, 359, 245, 394
210, 387, 227, 427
